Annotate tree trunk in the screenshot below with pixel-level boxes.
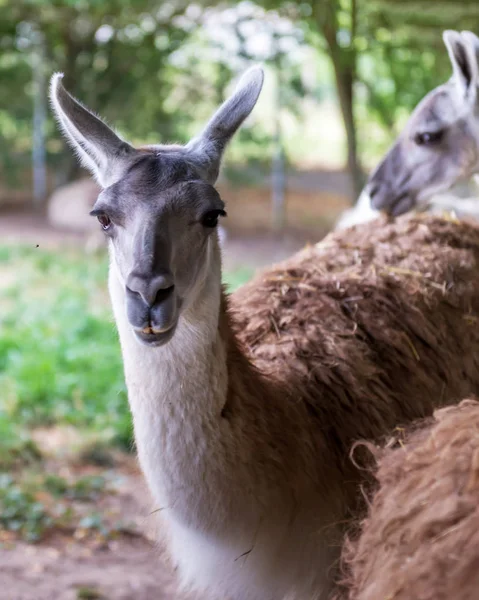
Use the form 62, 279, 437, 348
315, 0, 364, 202
330, 57, 363, 201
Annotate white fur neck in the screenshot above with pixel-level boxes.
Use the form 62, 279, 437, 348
108, 239, 229, 520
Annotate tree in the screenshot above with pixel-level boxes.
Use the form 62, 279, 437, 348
256, 0, 365, 199
0, 0, 196, 188
311, 0, 363, 198
361, 0, 479, 136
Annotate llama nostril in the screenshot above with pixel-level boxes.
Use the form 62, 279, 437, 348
153, 285, 174, 306
149, 274, 175, 307
126, 285, 141, 299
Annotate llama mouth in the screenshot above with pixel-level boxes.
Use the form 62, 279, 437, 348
134, 321, 177, 347
389, 192, 414, 217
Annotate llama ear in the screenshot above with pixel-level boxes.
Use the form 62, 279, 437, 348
49, 73, 136, 187
443, 30, 479, 103
187, 66, 264, 183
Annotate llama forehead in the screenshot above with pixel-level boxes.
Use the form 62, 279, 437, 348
409, 85, 465, 133
120, 152, 198, 199
97, 152, 224, 218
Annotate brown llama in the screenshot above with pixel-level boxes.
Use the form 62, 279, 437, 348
50, 66, 479, 600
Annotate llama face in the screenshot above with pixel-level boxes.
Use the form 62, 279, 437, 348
366, 30, 479, 216
92, 154, 225, 346
50, 67, 264, 346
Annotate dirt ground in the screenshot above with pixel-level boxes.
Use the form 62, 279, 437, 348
0, 423, 187, 600
2, 536, 175, 600
0, 185, 348, 600
1, 518, 177, 600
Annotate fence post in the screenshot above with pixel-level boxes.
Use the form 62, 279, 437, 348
271, 59, 286, 232
32, 29, 47, 210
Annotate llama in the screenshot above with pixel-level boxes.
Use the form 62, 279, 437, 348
339, 399, 479, 600
336, 29, 479, 229
50, 67, 479, 600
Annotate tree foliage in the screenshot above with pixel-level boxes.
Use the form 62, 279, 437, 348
361, 0, 479, 131
1, 0, 478, 197
1, 1, 197, 178
255, 0, 479, 196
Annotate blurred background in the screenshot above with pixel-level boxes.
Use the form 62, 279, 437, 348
0, 1, 478, 598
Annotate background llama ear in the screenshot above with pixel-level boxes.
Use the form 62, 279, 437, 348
186, 66, 264, 184
443, 30, 479, 103
49, 73, 136, 188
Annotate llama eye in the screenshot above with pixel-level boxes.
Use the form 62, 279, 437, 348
414, 130, 444, 146
97, 214, 111, 231
201, 210, 226, 228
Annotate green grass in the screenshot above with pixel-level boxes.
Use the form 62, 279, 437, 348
0, 245, 130, 450
0, 244, 253, 461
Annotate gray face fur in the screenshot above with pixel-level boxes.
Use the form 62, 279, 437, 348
367, 30, 479, 216
50, 67, 264, 346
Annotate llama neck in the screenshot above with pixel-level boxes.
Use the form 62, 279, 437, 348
108, 242, 231, 514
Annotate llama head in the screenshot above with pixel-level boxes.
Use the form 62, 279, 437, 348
50, 67, 264, 346
366, 30, 479, 216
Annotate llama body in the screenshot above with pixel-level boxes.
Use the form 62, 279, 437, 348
109, 213, 479, 600
341, 399, 479, 600
51, 67, 479, 599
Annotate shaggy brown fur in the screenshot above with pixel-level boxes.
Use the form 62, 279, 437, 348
339, 399, 479, 600
230, 213, 479, 517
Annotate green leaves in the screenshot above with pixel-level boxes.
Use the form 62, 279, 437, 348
0, 0, 196, 182
0, 245, 131, 447
0, 474, 52, 542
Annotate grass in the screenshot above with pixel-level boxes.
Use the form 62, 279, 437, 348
0, 245, 130, 451
0, 244, 254, 463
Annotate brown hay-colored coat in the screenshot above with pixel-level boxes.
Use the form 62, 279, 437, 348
229, 213, 479, 516
339, 399, 479, 600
